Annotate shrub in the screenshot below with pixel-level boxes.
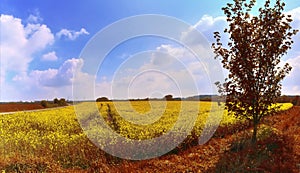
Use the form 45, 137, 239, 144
40, 100, 48, 108
96, 97, 110, 102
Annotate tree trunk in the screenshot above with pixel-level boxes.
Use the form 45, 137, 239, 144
252, 120, 258, 144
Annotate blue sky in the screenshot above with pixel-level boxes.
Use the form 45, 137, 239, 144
1, 0, 300, 101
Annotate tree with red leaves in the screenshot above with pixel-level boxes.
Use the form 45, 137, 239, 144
212, 0, 298, 143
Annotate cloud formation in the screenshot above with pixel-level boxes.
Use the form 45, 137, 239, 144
281, 7, 300, 95
31, 58, 84, 87
0, 14, 91, 101
1, 6, 299, 101
42, 51, 58, 61
0, 14, 54, 84
190, 8, 300, 95
283, 56, 300, 95
56, 28, 89, 40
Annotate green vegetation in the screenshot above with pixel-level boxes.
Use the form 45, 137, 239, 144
40, 98, 68, 108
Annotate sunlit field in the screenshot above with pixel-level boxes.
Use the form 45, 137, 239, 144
0, 101, 293, 172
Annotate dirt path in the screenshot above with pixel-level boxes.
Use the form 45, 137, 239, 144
263, 106, 300, 166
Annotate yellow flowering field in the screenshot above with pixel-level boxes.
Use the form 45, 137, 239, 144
0, 101, 293, 171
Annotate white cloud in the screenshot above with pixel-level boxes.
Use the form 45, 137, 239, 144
104, 42, 218, 99
96, 14, 229, 100
0, 14, 92, 101
26, 24, 54, 52
30, 58, 84, 87
191, 9, 300, 96
287, 7, 300, 27
127, 71, 181, 99
27, 14, 43, 23
282, 55, 300, 95
193, 15, 228, 43
0, 14, 54, 88
2, 6, 300, 101
56, 28, 89, 40
27, 14, 40, 23
50, 7, 300, 100
285, 7, 300, 59
3, 58, 94, 101
155, 44, 190, 62
281, 7, 300, 95
26, 9, 43, 23
194, 15, 226, 32
95, 79, 112, 98
42, 51, 58, 61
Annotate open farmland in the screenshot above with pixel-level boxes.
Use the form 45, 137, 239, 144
0, 101, 295, 172
0, 103, 45, 113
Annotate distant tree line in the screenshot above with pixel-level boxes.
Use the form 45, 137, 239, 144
96, 94, 182, 102
277, 95, 300, 106
40, 98, 68, 108
95, 95, 300, 106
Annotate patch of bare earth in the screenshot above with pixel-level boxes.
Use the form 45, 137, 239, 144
263, 106, 300, 172
0, 103, 44, 112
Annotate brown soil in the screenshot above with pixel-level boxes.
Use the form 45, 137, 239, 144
263, 106, 300, 170
0, 103, 44, 113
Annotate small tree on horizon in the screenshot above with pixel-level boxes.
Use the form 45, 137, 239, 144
96, 97, 110, 102
53, 98, 59, 104
212, 0, 298, 143
164, 94, 173, 101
